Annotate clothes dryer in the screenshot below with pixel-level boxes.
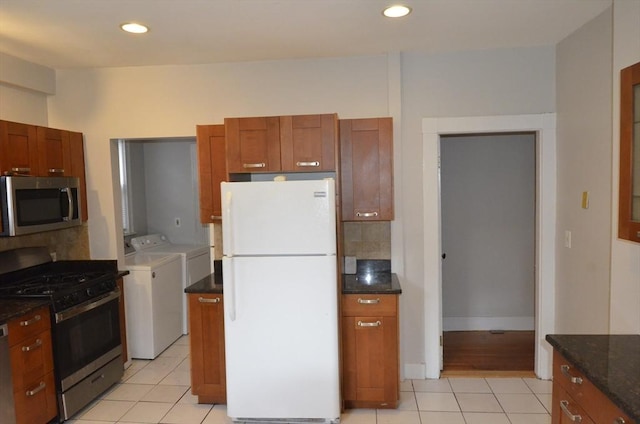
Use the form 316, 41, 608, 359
130, 234, 211, 334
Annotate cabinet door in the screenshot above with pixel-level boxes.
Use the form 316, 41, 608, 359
36, 126, 71, 176
225, 116, 280, 173
618, 61, 640, 242
0, 120, 39, 176
68, 131, 88, 221
197, 125, 227, 222
117, 277, 128, 364
340, 118, 394, 221
342, 314, 398, 407
552, 383, 595, 424
280, 114, 337, 171
188, 293, 226, 403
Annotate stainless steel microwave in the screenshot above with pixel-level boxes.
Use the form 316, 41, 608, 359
0, 176, 82, 236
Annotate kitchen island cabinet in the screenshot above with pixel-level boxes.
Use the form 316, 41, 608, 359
186, 274, 225, 404
341, 268, 401, 409
7, 305, 58, 424
197, 124, 227, 222
339, 117, 393, 221
546, 334, 639, 424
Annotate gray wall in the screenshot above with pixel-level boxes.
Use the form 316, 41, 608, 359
441, 133, 536, 331
555, 7, 612, 334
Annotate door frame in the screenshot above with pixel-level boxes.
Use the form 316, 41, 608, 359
422, 113, 556, 380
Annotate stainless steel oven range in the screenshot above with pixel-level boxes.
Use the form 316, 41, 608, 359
0, 247, 124, 422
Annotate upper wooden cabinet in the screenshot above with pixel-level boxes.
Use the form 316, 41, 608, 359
280, 114, 337, 172
197, 124, 227, 222
340, 117, 394, 221
225, 116, 281, 173
0, 120, 39, 176
0, 120, 89, 221
618, 61, 640, 243
36, 126, 72, 176
224, 113, 338, 174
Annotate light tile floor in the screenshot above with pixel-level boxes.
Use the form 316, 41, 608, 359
67, 335, 552, 424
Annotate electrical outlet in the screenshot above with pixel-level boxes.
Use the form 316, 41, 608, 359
564, 230, 572, 248
50, 252, 57, 261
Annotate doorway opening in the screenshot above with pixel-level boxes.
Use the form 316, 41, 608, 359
439, 132, 536, 373
421, 113, 556, 380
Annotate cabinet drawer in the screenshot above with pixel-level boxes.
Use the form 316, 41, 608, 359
552, 382, 595, 424
553, 351, 634, 424
9, 330, 54, 390
13, 371, 57, 424
8, 306, 50, 346
342, 294, 397, 317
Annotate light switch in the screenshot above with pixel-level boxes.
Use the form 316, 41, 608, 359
581, 191, 589, 209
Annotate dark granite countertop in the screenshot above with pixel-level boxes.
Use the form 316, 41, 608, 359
0, 298, 51, 325
342, 260, 402, 295
546, 334, 640, 421
185, 261, 223, 294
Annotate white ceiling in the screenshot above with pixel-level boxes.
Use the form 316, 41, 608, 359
0, 0, 612, 70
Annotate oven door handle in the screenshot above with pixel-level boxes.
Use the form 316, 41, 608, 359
55, 290, 120, 323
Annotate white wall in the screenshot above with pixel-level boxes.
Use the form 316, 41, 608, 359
441, 133, 536, 331
401, 47, 556, 373
0, 52, 53, 124
46, 55, 390, 264
555, 7, 613, 333
142, 140, 207, 245
610, 0, 640, 334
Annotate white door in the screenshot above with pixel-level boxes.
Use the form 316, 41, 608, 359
221, 180, 336, 256
223, 255, 340, 420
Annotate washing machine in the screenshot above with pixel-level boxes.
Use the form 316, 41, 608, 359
124, 250, 183, 359
131, 234, 211, 334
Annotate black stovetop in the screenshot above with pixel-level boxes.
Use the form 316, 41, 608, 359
0, 259, 120, 312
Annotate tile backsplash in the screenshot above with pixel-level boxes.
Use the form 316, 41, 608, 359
342, 222, 391, 260
0, 224, 90, 260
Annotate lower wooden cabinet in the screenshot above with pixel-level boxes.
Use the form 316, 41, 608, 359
116, 277, 128, 363
341, 294, 399, 409
188, 293, 226, 404
551, 350, 634, 424
8, 306, 58, 424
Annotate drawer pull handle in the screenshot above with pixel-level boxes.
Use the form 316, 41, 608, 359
356, 211, 379, 218
198, 297, 221, 303
614, 418, 626, 424
243, 162, 266, 168
25, 381, 46, 397
20, 314, 41, 327
357, 298, 380, 304
560, 400, 582, 422
48, 168, 65, 174
11, 167, 31, 173
22, 338, 42, 352
560, 364, 583, 384
357, 320, 381, 327
296, 161, 320, 167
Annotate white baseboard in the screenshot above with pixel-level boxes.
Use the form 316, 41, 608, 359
443, 316, 534, 331
403, 363, 426, 380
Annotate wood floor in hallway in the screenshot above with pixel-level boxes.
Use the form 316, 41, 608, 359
443, 330, 535, 372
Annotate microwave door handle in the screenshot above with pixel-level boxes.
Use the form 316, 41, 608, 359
61, 188, 73, 221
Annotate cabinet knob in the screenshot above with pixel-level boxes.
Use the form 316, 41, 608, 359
614, 418, 626, 424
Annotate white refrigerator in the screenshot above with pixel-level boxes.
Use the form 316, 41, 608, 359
221, 179, 340, 423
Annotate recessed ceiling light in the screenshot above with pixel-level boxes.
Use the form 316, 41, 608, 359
383, 5, 412, 18
120, 22, 149, 34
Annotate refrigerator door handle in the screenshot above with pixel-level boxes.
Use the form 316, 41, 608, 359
224, 190, 233, 256
227, 262, 237, 322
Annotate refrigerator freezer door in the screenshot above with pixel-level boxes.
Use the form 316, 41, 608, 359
222, 179, 336, 256
223, 255, 340, 421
